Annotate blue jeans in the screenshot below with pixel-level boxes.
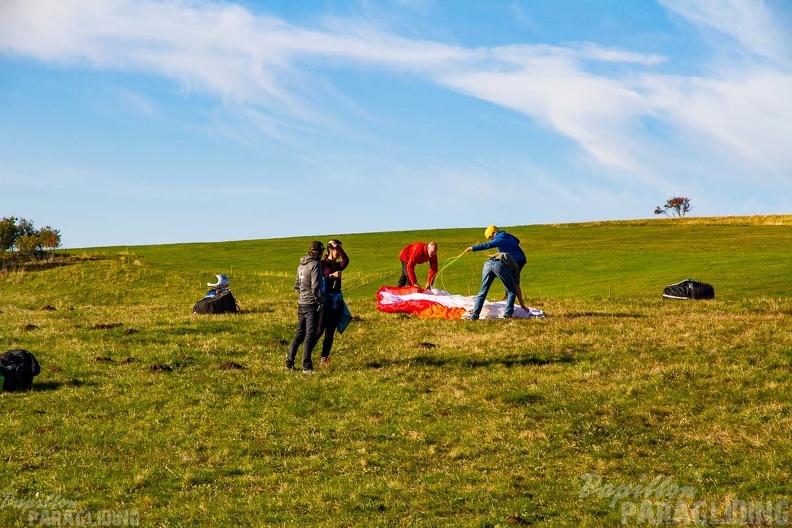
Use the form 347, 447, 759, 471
470, 258, 518, 319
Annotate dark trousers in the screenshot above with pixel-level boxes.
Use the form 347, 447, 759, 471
397, 260, 410, 287
287, 304, 320, 370
320, 304, 341, 358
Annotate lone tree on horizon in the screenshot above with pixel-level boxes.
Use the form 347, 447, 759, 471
655, 197, 691, 217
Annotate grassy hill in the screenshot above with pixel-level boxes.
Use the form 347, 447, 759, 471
5, 214, 792, 306
1, 216, 791, 527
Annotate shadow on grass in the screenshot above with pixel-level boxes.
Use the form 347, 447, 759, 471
560, 312, 646, 319
236, 307, 276, 314
368, 353, 574, 370
1, 253, 109, 275
30, 379, 88, 392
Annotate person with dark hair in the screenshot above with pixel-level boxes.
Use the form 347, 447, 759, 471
318, 239, 351, 367
286, 240, 325, 373
397, 241, 438, 290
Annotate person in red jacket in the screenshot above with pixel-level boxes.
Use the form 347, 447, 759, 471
397, 241, 438, 290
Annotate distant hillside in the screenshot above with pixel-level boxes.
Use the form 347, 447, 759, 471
2, 215, 790, 308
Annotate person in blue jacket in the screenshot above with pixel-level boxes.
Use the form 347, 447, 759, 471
464, 225, 528, 310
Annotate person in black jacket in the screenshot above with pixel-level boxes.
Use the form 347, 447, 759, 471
286, 241, 325, 373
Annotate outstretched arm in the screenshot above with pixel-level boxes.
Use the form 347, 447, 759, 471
516, 285, 527, 310
425, 253, 438, 288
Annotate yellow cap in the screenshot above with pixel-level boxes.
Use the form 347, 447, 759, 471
484, 225, 498, 238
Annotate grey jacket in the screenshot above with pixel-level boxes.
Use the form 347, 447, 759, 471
294, 255, 324, 306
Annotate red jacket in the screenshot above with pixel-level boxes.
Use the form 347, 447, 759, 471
399, 242, 438, 286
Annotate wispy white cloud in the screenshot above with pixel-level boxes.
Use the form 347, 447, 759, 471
0, 0, 471, 131
659, 0, 791, 66
640, 70, 792, 178
117, 88, 157, 116
1, 0, 790, 194
433, 2, 792, 184
437, 50, 652, 173
574, 43, 667, 65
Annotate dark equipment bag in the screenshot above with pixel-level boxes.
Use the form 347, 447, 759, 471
193, 289, 239, 314
662, 279, 715, 300
0, 349, 41, 392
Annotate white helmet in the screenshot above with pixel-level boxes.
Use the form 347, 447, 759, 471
207, 274, 230, 288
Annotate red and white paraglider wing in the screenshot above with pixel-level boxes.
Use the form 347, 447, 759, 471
376, 286, 467, 319
376, 286, 544, 320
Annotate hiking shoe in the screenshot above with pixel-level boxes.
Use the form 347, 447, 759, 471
461, 311, 477, 320
302, 368, 315, 374
285, 362, 296, 370
320, 357, 330, 366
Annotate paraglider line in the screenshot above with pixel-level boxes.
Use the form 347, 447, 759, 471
436, 250, 469, 292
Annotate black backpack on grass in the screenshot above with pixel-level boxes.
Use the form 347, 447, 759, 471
193, 289, 239, 314
0, 349, 41, 392
662, 279, 715, 300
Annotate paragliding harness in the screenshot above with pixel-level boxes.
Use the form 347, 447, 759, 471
0, 349, 41, 392
193, 274, 240, 314
662, 279, 715, 300
194, 287, 239, 314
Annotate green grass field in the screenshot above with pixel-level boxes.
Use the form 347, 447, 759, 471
1, 216, 791, 527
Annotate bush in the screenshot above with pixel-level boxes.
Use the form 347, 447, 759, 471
0, 216, 62, 269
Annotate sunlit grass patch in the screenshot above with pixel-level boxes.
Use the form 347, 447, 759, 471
1, 218, 791, 526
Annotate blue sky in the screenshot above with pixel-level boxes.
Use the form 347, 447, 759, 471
1, 0, 790, 248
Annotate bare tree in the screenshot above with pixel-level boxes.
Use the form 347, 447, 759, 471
654, 197, 691, 217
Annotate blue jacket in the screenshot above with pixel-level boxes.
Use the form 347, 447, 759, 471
471, 231, 526, 264
325, 291, 352, 333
